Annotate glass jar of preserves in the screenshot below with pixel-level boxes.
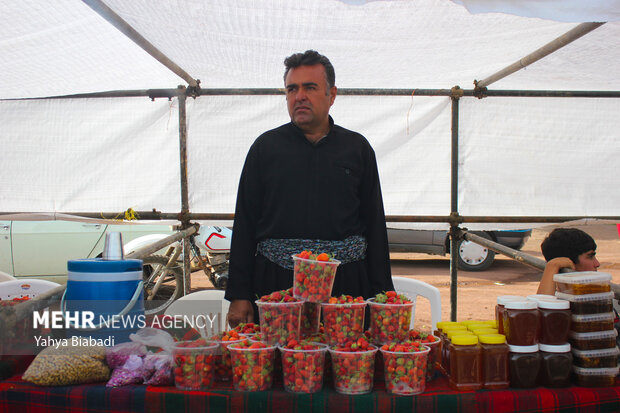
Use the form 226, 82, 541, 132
538, 343, 572, 388
537, 298, 571, 345
503, 300, 539, 346
440, 326, 468, 374
479, 334, 509, 389
496, 295, 523, 335
508, 344, 540, 388
449, 334, 482, 391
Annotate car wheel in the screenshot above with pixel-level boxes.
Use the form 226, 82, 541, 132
142, 255, 183, 315
456, 232, 496, 271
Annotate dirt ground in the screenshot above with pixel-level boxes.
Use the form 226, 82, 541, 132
192, 223, 620, 333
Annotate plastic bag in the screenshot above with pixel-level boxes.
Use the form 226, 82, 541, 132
106, 354, 144, 387
129, 327, 174, 386
129, 327, 175, 353
22, 342, 109, 386
143, 353, 173, 386
105, 341, 147, 370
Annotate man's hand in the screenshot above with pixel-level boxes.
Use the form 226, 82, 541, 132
537, 257, 575, 294
226, 299, 254, 328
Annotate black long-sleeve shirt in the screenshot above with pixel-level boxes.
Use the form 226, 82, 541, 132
225, 117, 393, 304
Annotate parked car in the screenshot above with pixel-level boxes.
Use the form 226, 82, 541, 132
0, 220, 174, 279
387, 228, 532, 271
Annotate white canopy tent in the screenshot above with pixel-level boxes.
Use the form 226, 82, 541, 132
1, 0, 619, 226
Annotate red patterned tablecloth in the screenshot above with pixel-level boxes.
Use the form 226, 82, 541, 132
1, 370, 619, 413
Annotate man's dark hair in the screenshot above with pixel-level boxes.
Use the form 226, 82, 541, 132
541, 228, 597, 264
283, 50, 335, 91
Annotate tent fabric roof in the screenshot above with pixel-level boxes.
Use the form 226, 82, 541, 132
0, 1, 619, 226
2, 0, 619, 100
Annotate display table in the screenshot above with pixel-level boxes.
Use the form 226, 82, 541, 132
1, 368, 619, 413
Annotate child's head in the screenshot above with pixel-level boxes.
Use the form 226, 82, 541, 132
541, 228, 599, 271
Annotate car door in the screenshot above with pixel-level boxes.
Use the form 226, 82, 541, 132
11, 220, 106, 277
0, 221, 13, 274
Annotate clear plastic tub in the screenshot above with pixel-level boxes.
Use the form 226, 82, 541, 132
172, 341, 219, 390
255, 299, 303, 345
553, 272, 611, 295
321, 301, 366, 347
228, 341, 277, 391
279, 343, 328, 393
206, 332, 244, 381
572, 365, 619, 387
292, 254, 340, 303
380, 345, 431, 395
300, 302, 321, 339
571, 312, 615, 333
328, 345, 378, 395
572, 347, 620, 368
555, 291, 615, 315
569, 329, 618, 350
367, 297, 415, 345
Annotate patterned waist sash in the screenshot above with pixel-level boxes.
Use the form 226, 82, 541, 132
257, 235, 367, 270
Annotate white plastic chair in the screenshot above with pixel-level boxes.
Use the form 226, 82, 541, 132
164, 289, 230, 338
0, 271, 16, 283
391, 276, 442, 331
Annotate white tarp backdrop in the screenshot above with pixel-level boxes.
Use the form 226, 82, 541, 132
1, 0, 619, 228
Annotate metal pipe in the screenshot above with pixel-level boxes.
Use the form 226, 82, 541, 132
475, 22, 605, 89
4, 212, 620, 224
177, 88, 193, 295
4, 88, 619, 102
463, 231, 547, 271
449, 94, 460, 322
81, 0, 199, 88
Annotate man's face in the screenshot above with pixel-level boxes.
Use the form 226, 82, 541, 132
285, 64, 336, 133
575, 249, 600, 271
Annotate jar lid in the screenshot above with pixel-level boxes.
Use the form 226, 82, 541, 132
572, 346, 619, 358
443, 324, 467, 332
436, 321, 462, 331
452, 335, 479, 345
555, 291, 615, 302
571, 312, 615, 322
553, 272, 611, 284
497, 295, 524, 305
508, 344, 539, 353
527, 294, 556, 302
481, 320, 497, 328
569, 329, 618, 339
461, 320, 485, 326
466, 323, 490, 331
573, 365, 620, 376
478, 334, 506, 344
472, 328, 499, 336
537, 298, 570, 309
539, 343, 571, 353
447, 330, 474, 339
504, 300, 538, 310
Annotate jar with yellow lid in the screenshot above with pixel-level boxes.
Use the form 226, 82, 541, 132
479, 334, 509, 389
449, 334, 482, 391
442, 329, 473, 375
472, 327, 499, 336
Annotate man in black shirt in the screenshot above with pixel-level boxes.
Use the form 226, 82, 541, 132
225, 50, 393, 326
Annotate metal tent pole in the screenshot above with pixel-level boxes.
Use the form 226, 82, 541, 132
475, 22, 605, 89
81, 0, 199, 88
449, 87, 463, 322
177, 87, 192, 295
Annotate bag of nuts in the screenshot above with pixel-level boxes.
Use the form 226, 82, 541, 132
22, 342, 110, 386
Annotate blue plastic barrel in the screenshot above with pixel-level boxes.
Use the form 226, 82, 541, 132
63, 258, 144, 344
